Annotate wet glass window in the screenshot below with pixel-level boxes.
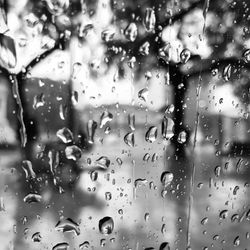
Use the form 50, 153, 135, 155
0, 0, 250, 249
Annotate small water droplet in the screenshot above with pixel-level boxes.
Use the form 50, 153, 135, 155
32, 232, 42, 242
124, 22, 137, 42
243, 49, 250, 62
233, 236, 240, 246
101, 29, 115, 42
46, 0, 69, 16
139, 41, 150, 56
162, 116, 174, 140
143, 8, 156, 32
177, 130, 187, 144
33, 93, 45, 109
128, 113, 135, 131
0, 197, 5, 211
52, 242, 69, 250
79, 241, 90, 249
55, 217, 80, 235
23, 194, 42, 203
87, 120, 97, 144
159, 242, 170, 250
222, 64, 232, 81
214, 166, 221, 177
100, 111, 113, 128
219, 210, 228, 219
72, 62, 82, 80
138, 88, 149, 102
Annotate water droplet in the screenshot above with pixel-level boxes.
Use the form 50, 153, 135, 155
87, 120, 97, 144
124, 132, 135, 147
219, 210, 228, 219
145, 126, 157, 143
214, 166, 221, 177
101, 29, 115, 42
243, 49, 250, 62
233, 186, 239, 195
71, 62, 82, 80
105, 192, 112, 201
79, 241, 90, 249
134, 178, 148, 188
127, 56, 136, 69
161, 172, 174, 188
159, 242, 170, 250
139, 41, 150, 56
23, 194, 42, 203
99, 216, 114, 235
100, 239, 106, 247
162, 116, 174, 140
22, 160, 36, 179
233, 236, 240, 246
90, 171, 98, 181
59, 104, 67, 120
180, 48, 191, 64
33, 93, 45, 109
116, 157, 123, 165
124, 22, 137, 42
143, 153, 150, 162
138, 88, 149, 102
55, 217, 80, 235
177, 131, 187, 144
100, 111, 113, 128
95, 156, 110, 169
0, 197, 5, 211
152, 153, 158, 162
52, 242, 69, 250
65, 145, 82, 161
201, 217, 208, 225
128, 113, 135, 131
143, 8, 156, 32
56, 127, 73, 143
222, 64, 232, 81
32, 232, 42, 242
144, 212, 150, 222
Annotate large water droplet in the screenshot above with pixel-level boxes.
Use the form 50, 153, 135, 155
145, 126, 157, 143
65, 145, 82, 161
180, 48, 191, 64
52, 242, 69, 250
161, 172, 174, 187
95, 156, 110, 170
99, 216, 114, 235
22, 160, 36, 179
100, 111, 113, 128
124, 132, 135, 147
243, 49, 250, 62
139, 41, 150, 56
101, 29, 115, 42
55, 217, 80, 235
143, 8, 156, 32
124, 23, 137, 42
23, 194, 42, 203
56, 127, 73, 144
177, 131, 187, 144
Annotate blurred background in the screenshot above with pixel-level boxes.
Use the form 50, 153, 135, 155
1, 0, 250, 249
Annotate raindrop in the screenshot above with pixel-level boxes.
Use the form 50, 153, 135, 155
233, 186, 239, 195
138, 88, 149, 102
145, 126, 157, 143
100, 111, 113, 128
32, 232, 42, 242
124, 132, 135, 147
23, 194, 42, 203
95, 156, 110, 169
233, 236, 240, 246
101, 29, 115, 42
99, 216, 114, 235
79, 241, 90, 249
33, 93, 45, 109
105, 192, 112, 201
139, 41, 150, 56
214, 166, 221, 177
59, 104, 67, 120
222, 64, 232, 81
100, 239, 106, 247
127, 56, 136, 69
180, 48, 191, 64
143, 153, 150, 162
124, 22, 137, 42
52, 242, 69, 250
219, 210, 228, 219
159, 242, 170, 250
22, 160, 36, 179
128, 113, 135, 131
152, 153, 158, 162
90, 171, 98, 181
87, 120, 97, 144
116, 157, 123, 165
144, 212, 150, 222
177, 131, 187, 144
65, 145, 82, 161
55, 217, 80, 236
161, 172, 174, 188
201, 217, 208, 225
56, 127, 73, 144
134, 178, 148, 188
243, 49, 250, 62
162, 116, 174, 140
0, 197, 5, 211
143, 8, 156, 32
71, 62, 82, 80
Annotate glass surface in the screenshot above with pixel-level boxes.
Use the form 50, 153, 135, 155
0, 0, 250, 249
